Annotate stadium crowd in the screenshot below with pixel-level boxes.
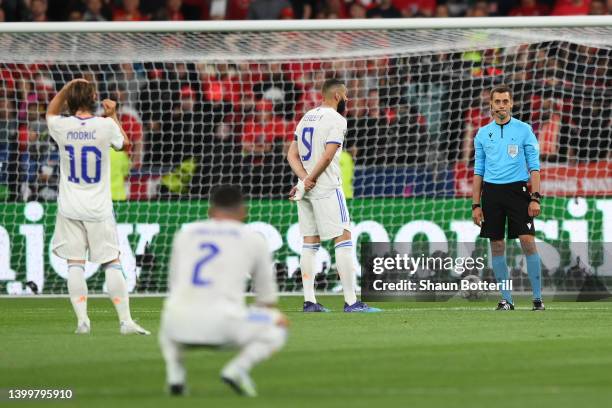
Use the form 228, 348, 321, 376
0, 0, 609, 22
0, 2, 610, 200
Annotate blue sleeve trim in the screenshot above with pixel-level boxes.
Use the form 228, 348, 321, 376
326, 141, 342, 145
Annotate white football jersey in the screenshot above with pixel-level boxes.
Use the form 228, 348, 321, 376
295, 106, 347, 198
164, 219, 277, 314
47, 115, 124, 222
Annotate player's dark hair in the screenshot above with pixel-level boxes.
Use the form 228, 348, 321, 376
66, 81, 97, 115
322, 78, 345, 95
210, 185, 244, 209
490, 84, 513, 100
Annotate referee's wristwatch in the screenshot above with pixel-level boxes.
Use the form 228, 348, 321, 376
530, 192, 542, 203
472, 203, 481, 210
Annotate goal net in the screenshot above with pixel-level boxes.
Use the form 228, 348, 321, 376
0, 18, 611, 296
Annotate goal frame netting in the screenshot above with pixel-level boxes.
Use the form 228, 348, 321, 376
0, 16, 611, 297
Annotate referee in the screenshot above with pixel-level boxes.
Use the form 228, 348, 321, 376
471, 85, 544, 311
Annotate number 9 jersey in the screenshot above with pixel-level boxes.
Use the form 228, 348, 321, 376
47, 115, 124, 222
294, 106, 347, 199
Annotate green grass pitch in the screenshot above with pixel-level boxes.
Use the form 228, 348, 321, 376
2, 296, 612, 408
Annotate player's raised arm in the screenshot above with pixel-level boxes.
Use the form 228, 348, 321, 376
46, 78, 88, 118
102, 99, 129, 150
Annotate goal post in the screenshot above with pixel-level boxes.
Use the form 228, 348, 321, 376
0, 17, 611, 295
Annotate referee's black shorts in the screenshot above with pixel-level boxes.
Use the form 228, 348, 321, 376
480, 181, 536, 240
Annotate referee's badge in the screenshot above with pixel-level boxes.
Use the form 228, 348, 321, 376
507, 144, 519, 158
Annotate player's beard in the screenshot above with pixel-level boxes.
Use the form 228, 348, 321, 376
336, 98, 347, 115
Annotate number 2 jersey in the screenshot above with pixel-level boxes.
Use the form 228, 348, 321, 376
164, 219, 277, 315
294, 106, 347, 199
47, 115, 124, 222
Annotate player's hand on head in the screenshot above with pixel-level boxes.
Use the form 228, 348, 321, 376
102, 99, 117, 117
528, 201, 541, 217
472, 207, 484, 226
69, 78, 88, 85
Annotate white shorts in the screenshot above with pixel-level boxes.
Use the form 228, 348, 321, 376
51, 213, 120, 264
298, 188, 350, 241
160, 305, 284, 347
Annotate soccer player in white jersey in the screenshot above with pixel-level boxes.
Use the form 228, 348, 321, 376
46, 79, 150, 335
159, 186, 288, 397
287, 78, 380, 313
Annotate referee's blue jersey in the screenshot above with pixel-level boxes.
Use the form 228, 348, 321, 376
474, 117, 540, 184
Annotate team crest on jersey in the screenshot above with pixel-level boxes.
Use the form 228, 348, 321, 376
507, 144, 518, 158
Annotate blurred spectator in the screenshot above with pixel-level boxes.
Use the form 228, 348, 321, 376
532, 98, 575, 162
388, 102, 428, 165
23, 0, 48, 21
83, 0, 108, 21
467, 0, 492, 16
393, 0, 437, 17
22, 111, 59, 201
248, 0, 294, 19
223, 0, 251, 19
113, 0, 149, 21
241, 99, 276, 159
461, 88, 490, 162
0, 7, 6, 22
240, 99, 293, 196
434, 4, 450, 18
434, 3, 449, 16
110, 149, 130, 200
106, 83, 144, 169
161, 85, 204, 166
160, 157, 196, 197
0, 98, 19, 200
316, 0, 348, 18
445, 0, 469, 16
510, 0, 548, 15
253, 62, 301, 119
348, 1, 367, 18
68, 9, 83, 20
552, 0, 591, 15
367, 0, 402, 17
572, 99, 611, 161
154, 0, 184, 20
116, 62, 147, 109
339, 148, 355, 199
589, 0, 609, 13
472, 48, 504, 77
348, 89, 389, 166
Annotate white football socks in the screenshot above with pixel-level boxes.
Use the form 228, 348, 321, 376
104, 264, 132, 323
335, 240, 357, 305
67, 263, 89, 325
301, 243, 320, 303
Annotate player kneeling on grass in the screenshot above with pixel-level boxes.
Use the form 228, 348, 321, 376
159, 186, 288, 397
287, 78, 380, 313
46, 79, 150, 335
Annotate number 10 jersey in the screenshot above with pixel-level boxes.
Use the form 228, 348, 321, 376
47, 115, 124, 222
